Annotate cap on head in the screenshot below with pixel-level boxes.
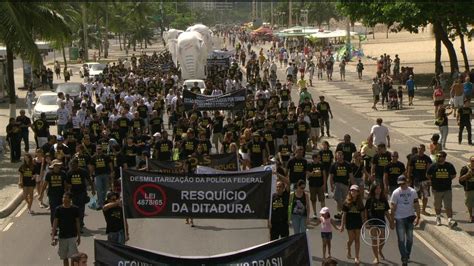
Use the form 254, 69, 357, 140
350, 184, 359, 191
320, 207, 329, 214
397, 175, 407, 184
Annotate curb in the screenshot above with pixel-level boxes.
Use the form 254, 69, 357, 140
0, 191, 23, 218
419, 217, 474, 265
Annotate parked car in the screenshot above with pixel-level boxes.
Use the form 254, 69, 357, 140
79, 62, 100, 78
183, 79, 206, 94
55, 82, 82, 107
89, 63, 106, 80
32, 92, 58, 123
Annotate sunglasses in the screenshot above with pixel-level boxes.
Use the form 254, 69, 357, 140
299, 186, 306, 189
350, 189, 359, 192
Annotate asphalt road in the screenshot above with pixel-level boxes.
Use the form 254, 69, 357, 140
0, 38, 451, 265
0, 193, 447, 265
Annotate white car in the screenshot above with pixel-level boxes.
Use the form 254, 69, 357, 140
79, 62, 100, 78
32, 92, 58, 123
89, 64, 106, 79
183, 79, 206, 94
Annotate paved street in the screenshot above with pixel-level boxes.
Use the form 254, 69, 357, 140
0, 192, 447, 265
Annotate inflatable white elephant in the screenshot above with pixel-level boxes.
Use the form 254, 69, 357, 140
186, 24, 213, 54
176, 31, 208, 80
164, 29, 183, 67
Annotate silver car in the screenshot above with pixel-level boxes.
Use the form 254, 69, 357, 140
55, 82, 82, 98
32, 92, 58, 123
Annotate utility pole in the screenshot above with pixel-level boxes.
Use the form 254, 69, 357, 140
260, 1, 263, 21
271, 1, 274, 26
288, 0, 292, 27
82, 3, 88, 61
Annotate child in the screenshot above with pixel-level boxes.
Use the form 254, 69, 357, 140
397, 86, 403, 109
314, 207, 341, 259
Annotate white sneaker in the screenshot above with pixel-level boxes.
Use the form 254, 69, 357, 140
448, 219, 457, 228
436, 216, 442, 226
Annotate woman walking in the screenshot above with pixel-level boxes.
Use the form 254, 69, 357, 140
340, 184, 365, 264
365, 183, 392, 264
432, 85, 444, 118
33, 149, 47, 208
289, 180, 310, 234
18, 153, 36, 214
435, 106, 453, 149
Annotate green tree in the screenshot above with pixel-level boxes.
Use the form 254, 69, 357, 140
0, 2, 70, 117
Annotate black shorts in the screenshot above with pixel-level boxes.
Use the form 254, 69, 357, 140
434, 100, 444, 106
374, 95, 380, 101
408, 90, 415, 97
22, 176, 36, 187
270, 222, 289, 240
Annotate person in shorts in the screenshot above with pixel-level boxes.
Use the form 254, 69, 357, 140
459, 156, 474, 223
426, 151, 457, 227
407, 144, 432, 214
52, 192, 80, 266
330, 151, 355, 220
314, 207, 341, 259
307, 153, 326, 218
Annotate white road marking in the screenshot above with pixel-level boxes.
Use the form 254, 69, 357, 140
414, 231, 453, 266
16, 205, 27, 218
2, 222, 14, 232
351, 127, 361, 133
338, 118, 347, 124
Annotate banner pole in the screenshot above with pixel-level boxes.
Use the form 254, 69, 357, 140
120, 167, 128, 243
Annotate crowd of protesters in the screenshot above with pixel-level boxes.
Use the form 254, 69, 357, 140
3, 27, 473, 265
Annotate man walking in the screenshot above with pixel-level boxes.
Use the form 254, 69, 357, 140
390, 175, 420, 266
406, 144, 432, 215
269, 179, 290, 240
457, 99, 472, 145
369, 118, 390, 148
405, 75, 416, 106
459, 156, 474, 222
426, 151, 457, 227
51, 192, 81, 266
317, 96, 333, 138
16, 109, 32, 153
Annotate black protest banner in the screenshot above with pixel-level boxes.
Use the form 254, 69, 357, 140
122, 169, 272, 219
95, 232, 311, 266
147, 160, 186, 174
183, 89, 246, 111
148, 153, 238, 173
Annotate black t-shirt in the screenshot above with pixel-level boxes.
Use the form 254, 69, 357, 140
316, 102, 331, 118
458, 107, 472, 124
55, 205, 79, 239
247, 140, 266, 167
149, 117, 164, 134
427, 162, 456, 191
459, 166, 474, 191
137, 105, 148, 119
212, 116, 224, 133
330, 161, 352, 185
271, 191, 289, 224
66, 168, 89, 195
103, 202, 124, 233
90, 154, 111, 175
296, 121, 310, 139
122, 144, 139, 167
319, 149, 334, 170
287, 157, 307, 184
45, 171, 66, 199
409, 154, 432, 182
307, 162, 324, 187
74, 153, 91, 170
365, 197, 389, 225
342, 202, 364, 229
350, 162, 365, 179
308, 111, 320, 127
285, 118, 297, 135
372, 152, 391, 179
384, 161, 406, 187
33, 119, 50, 137
181, 138, 198, 159
336, 142, 357, 163
154, 140, 173, 161
278, 144, 292, 162
273, 120, 286, 138
16, 116, 31, 133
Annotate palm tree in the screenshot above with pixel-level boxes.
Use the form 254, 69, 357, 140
0, 2, 70, 117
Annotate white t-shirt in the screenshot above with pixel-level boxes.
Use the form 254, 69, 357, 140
370, 124, 389, 146
390, 186, 417, 219
57, 108, 69, 125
